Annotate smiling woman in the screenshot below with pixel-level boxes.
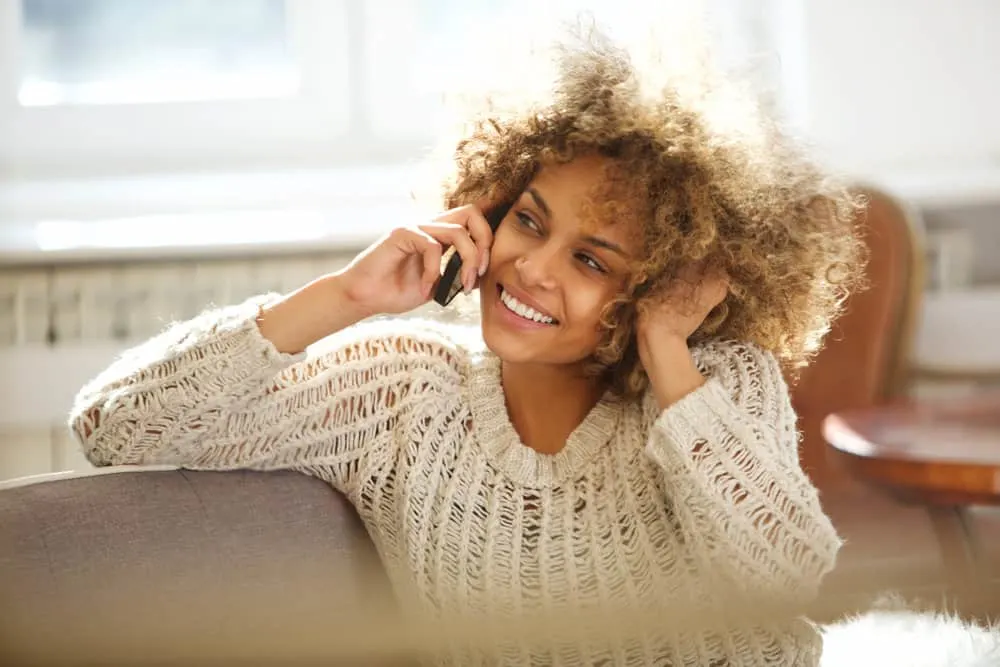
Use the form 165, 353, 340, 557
67, 15, 862, 665
437, 24, 864, 400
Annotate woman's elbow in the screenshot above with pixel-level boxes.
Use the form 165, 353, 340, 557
781, 528, 843, 602
69, 403, 152, 468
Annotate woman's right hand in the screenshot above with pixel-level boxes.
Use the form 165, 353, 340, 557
337, 204, 496, 318
257, 205, 496, 354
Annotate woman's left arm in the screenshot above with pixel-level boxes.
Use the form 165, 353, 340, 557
641, 333, 842, 605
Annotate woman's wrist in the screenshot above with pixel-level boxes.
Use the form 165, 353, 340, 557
639, 333, 706, 410
256, 273, 368, 354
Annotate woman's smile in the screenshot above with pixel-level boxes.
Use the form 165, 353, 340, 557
495, 283, 559, 329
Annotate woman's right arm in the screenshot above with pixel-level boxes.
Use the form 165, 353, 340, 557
68, 275, 404, 489
69, 204, 497, 491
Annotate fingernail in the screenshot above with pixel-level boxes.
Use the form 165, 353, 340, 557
479, 254, 489, 276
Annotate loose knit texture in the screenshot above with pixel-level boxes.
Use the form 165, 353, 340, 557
70, 294, 843, 666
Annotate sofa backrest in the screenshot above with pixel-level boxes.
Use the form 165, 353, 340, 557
0, 467, 402, 665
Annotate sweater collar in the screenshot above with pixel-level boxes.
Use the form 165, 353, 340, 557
467, 349, 622, 487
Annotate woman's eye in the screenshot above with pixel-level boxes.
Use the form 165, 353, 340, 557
577, 254, 607, 273
514, 212, 606, 273
515, 212, 541, 233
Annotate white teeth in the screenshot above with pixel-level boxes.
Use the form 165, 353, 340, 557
500, 288, 554, 324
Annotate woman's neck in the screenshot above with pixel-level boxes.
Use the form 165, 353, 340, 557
499, 360, 607, 455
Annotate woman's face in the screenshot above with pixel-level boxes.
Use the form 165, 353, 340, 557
479, 156, 640, 369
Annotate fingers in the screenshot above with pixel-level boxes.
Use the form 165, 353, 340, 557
461, 206, 496, 277
391, 227, 443, 298
434, 205, 495, 281
381, 205, 496, 303
419, 220, 484, 294
674, 264, 728, 308
420, 235, 444, 297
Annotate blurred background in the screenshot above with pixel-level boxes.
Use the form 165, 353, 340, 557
0, 0, 998, 482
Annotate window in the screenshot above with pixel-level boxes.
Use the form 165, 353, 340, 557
0, 0, 797, 181
19, 0, 297, 106
0, 0, 352, 178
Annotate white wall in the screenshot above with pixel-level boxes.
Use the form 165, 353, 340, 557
799, 0, 1000, 176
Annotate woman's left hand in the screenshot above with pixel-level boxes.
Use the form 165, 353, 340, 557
636, 269, 728, 345
636, 269, 728, 409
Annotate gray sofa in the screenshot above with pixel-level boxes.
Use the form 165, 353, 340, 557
5, 467, 999, 667
0, 467, 404, 666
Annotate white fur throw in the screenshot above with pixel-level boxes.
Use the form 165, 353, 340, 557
821, 607, 1000, 667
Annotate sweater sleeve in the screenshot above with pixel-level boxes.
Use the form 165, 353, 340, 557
644, 340, 842, 605
68, 295, 449, 495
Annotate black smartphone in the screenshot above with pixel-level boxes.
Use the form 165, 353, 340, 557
432, 202, 513, 307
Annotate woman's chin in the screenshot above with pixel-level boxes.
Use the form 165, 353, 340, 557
481, 318, 586, 367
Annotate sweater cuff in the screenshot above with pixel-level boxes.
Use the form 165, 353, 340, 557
651, 377, 734, 453
176, 293, 306, 379
233, 293, 308, 367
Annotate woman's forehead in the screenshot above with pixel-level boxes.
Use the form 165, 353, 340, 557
531, 155, 609, 192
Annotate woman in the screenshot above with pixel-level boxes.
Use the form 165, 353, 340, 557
70, 25, 864, 666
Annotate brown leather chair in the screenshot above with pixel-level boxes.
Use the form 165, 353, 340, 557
793, 185, 924, 487
788, 186, 947, 606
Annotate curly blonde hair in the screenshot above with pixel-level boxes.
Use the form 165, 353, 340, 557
433, 21, 866, 399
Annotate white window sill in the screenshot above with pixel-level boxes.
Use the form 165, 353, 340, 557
2, 163, 999, 266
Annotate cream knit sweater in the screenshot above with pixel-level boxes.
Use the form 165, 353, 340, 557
70, 295, 842, 666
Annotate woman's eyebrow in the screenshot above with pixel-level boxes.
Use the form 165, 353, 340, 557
583, 235, 628, 258
526, 187, 552, 218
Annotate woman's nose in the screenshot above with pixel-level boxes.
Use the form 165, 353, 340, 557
514, 248, 559, 290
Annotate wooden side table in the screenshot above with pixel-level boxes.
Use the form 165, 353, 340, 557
823, 392, 1000, 611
